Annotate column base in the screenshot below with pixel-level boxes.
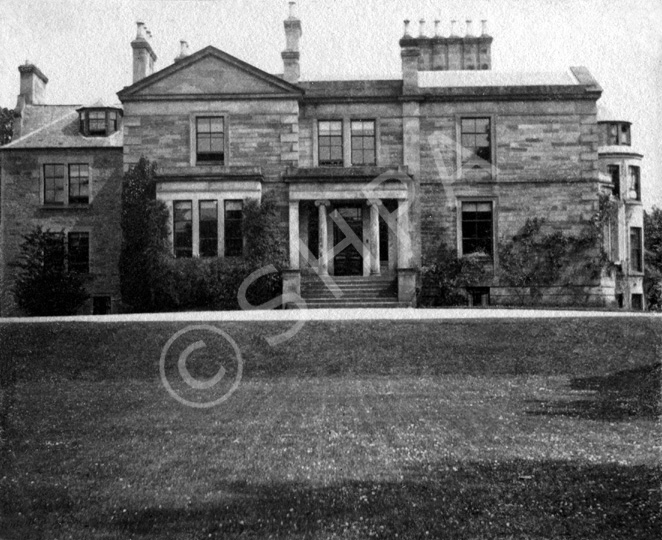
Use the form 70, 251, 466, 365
397, 268, 417, 307
282, 269, 301, 309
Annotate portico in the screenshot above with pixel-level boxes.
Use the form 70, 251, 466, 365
282, 167, 416, 306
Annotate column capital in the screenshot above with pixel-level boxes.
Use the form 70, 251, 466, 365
314, 199, 331, 207
366, 198, 382, 207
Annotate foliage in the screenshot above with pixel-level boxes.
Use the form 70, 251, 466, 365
497, 196, 617, 303
0, 107, 14, 146
154, 196, 286, 311
119, 157, 171, 312
644, 207, 662, 311
119, 165, 286, 312
11, 227, 89, 316
418, 245, 490, 306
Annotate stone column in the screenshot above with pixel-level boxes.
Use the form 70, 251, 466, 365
397, 199, 412, 268
289, 200, 299, 269
315, 200, 330, 275
368, 200, 381, 275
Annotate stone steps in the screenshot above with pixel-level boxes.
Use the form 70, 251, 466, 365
300, 274, 399, 308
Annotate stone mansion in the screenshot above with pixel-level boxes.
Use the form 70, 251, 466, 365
0, 4, 645, 314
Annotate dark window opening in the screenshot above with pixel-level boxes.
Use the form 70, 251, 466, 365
608, 164, 620, 199
351, 120, 376, 166
44, 164, 65, 204
318, 120, 343, 166
467, 287, 490, 307
196, 117, 224, 163
93, 296, 112, 315
68, 232, 89, 274
68, 164, 89, 204
461, 201, 493, 256
460, 117, 492, 168
173, 200, 193, 258
199, 200, 218, 257
224, 200, 243, 257
630, 227, 643, 273
629, 165, 641, 201
631, 294, 643, 311
616, 293, 624, 308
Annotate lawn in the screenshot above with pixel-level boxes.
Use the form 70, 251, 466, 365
0, 318, 660, 539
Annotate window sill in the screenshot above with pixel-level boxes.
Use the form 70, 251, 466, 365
39, 204, 91, 211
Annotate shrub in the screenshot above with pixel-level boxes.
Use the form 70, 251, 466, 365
419, 245, 490, 306
119, 158, 171, 312
12, 227, 89, 316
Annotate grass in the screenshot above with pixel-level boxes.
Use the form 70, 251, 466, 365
0, 318, 660, 539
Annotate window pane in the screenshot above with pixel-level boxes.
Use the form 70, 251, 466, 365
461, 118, 476, 133
224, 200, 243, 257
199, 201, 218, 257
174, 201, 193, 258
68, 232, 90, 274
461, 201, 493, 256
44, 164, 66, 204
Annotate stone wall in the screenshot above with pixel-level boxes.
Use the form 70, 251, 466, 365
0, 148, 123, 315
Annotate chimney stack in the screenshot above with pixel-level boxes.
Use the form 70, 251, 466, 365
400, 16, 493, 73
18, 62, 48, 105
131, 21, 157, 83
174, 40, 190, 62
281, 1, 302, 84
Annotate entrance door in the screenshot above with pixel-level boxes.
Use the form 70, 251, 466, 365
332, 205, 363, 276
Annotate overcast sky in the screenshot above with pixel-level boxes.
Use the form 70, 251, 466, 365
1, 0, 660, 207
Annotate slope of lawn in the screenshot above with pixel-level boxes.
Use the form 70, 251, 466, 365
0, 317, 660, 539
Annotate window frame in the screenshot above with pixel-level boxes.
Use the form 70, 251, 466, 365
628, 165, 641, 201
67, 231, 90, 274
41, 161, 92, 207
199, 200, 219, 258
190, 113, 229, 166
459, 200, 495, 258
43, 163, 66, 205
224, 200, 244, 257
317, 119, 344, 167
173, 200, 193, 259
630, 226, 643, 273
68, 164, 90, 205
350, 119, 376, 166
456, 115, 496, 180
607, 164, 620, 199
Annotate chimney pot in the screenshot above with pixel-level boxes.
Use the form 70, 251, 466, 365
403, 19, 411, 36
136, 21, 146, 39
434, 20, 441, 37
419, 18, 426, 37
288, 1, 296, 19
131, 21, 158, 83
481, 19, 488, 36
175, 40, 190, 62
466, 19, 473, 37
450, 20, 458, 36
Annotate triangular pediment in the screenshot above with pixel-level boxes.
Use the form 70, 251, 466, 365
118, 46, 302, 99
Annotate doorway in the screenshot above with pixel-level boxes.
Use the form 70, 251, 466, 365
332, 205, 363, 276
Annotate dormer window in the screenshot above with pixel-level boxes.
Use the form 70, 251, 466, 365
77, 106, 122, 137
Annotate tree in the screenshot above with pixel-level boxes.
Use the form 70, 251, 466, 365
644, 207, 662, 310
119, 157, 171, 312
0, 108, 15, 146
12, 227, 89, 315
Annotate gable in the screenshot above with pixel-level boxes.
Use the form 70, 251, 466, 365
120, 47, 302, 99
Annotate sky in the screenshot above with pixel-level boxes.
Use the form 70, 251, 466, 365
1, 0, 661, 208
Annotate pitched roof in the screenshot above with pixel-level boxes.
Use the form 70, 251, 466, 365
117, 45, 304, 100
3, 105, 122, 150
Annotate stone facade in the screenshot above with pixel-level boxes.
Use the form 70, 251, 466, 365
0, 8, 645, 314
